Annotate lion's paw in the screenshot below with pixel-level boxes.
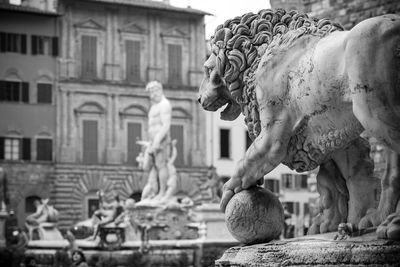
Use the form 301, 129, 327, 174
358, 208, 382, 229
377, 212, 400, 240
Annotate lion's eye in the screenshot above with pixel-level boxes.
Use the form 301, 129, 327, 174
211, 72, 221, 85
204, 66, 212, 78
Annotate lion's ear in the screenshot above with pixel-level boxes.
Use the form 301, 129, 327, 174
220, 101, 241, 121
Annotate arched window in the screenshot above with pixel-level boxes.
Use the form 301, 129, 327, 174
129, 192, 142, 202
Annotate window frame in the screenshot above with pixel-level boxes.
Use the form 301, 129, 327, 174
0, 80, 29, 103
0, 32, 27, 54
0, 136, 31, 161
36, 82, 53, 104
219, 128, 231, 159
36, 137, 53, 162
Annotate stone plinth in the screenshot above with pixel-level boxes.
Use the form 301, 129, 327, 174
132, 204, 198, 240
216, 232, 400, 266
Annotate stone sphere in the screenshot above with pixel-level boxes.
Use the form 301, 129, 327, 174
225, 186, 284, 244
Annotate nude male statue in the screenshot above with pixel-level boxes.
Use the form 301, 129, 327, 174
141, 81, 172, 202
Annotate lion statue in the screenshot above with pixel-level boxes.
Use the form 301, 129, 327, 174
198, 8, 400, 239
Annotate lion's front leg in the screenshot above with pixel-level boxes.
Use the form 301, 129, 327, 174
221, 111, 293, 212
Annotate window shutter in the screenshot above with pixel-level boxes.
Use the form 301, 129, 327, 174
82, 36, 97, 79
132, 41, 141, 81
127, 122, 142, 166
22, 138, 31, 160
22, 82, 29, 103
37, 139, 52, 161
83, 120, 98, 164
168, 44, 182, 85
0, 137, 4, 160
21, 34, 27, 54
51, 37, 58, 56
0, 81, 5, 101
37, 83, 52, 104
171, 124, 184, 166
31, 35, 37, 55
90, 36, 97, 78
126, 40, 141, 82
0, 32, 6, 52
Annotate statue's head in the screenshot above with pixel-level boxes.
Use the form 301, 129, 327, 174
146, 81, 164, 103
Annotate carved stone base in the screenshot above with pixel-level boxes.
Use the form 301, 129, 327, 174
216, 232, 400, 266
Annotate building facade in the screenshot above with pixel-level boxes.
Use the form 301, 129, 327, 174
0, 0, 211, 229
0, 1, 60, 227
54, 0, 210, 228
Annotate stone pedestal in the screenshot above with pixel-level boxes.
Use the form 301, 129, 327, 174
132, 204, 198, 240
0, 210, 7, 247
216, 232, 400, 266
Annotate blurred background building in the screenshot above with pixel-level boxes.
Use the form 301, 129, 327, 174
0, 0, 398, 237
0, 0, 211, 229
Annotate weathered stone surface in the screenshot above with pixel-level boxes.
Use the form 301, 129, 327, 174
198, 8, 400, 242
216, 233, 400, 266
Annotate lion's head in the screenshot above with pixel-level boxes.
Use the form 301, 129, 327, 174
198, 52, 242, 121
198, 8, 343, 132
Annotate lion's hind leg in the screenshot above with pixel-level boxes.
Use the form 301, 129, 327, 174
331, 138, 379, 227
359, 149, 400, 240
308, 159, 349, 235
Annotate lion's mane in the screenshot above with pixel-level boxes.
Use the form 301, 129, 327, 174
211, 8, 343, 140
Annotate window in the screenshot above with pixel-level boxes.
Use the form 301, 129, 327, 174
0, 81, 29, 103
265, 178, 280, 194
171, 124, 184, 166
0, 32, 27, 54
130, 192, 142, 203
31, 35, 58, 56
168, 44, 182, 85
37, 83, 52, 104
294, 174, 308, 189
126, 40, 141, 82
127, 122, 142, 166
82, 120, 98, 164
5, 138, 20, 160
282, 173, 294, 189
87, 198, 99, 218
0, 137, 30, 161
81, 35, 97, 79
36, 138, 52, 161
220, 129, 230, 159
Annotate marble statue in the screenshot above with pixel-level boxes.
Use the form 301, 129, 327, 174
25, 198, 62, 240
137, 81, 182, 205
87, 191, 123, 240
198, 8, 400, 243
200, 166, 222, 203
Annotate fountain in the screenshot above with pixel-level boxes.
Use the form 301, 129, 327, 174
19, 82, 238, 266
